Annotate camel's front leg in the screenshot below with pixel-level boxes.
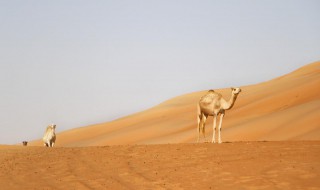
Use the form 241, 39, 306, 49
212, 115, 217, 143
46, 140, 51, 147
218, 113, 224, 144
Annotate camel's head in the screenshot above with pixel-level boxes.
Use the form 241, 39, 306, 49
50, 124, 56, 130
231, 87, 241, 95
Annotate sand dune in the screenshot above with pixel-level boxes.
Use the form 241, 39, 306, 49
30, 61, 320, 147
4, 62, 320, 189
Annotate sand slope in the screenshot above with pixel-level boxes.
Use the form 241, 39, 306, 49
6, 62, 320, 189
30, 61, 320, 147
1, 142, 319, 190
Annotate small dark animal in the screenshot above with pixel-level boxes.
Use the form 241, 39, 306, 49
22, 141, 28, 146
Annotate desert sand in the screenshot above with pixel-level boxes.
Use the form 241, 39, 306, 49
1, 142, 319, 189
1, 61, 319, 189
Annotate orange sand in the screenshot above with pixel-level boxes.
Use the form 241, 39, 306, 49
1, 142, 319, 189
2, 61, 320, 189
30, 61, 320, 147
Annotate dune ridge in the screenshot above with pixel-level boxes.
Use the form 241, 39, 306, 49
30, 61, 320, 147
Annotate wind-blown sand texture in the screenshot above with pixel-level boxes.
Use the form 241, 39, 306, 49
30, 61, 320, 146
1, 142, 320, 189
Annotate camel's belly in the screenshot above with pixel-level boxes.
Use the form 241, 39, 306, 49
200, 102, 221, 115
201, 108, 219, 116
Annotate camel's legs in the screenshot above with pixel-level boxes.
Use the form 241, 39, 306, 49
200, 114, 208, 142
212, 115, 217, 143
47, 140, 51, 147
197, 114, 201, 142
218, 113, 224, 143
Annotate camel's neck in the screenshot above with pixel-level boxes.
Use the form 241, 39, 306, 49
222, 92, 239, 110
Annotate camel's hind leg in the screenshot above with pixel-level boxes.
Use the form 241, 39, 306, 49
197, 114, 201, 142
47, 140, 51, 147
197, 104, 202, 143
200, 114, 208, 142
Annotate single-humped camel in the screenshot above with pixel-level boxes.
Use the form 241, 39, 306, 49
42, 124, 56, 147
197, 88, 241, 143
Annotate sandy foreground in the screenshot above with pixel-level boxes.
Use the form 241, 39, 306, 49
1, 141, 319, 190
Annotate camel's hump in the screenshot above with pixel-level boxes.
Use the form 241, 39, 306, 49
199, 92, 221, 104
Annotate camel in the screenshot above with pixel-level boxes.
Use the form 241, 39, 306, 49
22, 141, 28, 146
197, 87, 241, 143
42, 124, 56, 147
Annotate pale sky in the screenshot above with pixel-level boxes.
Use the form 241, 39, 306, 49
0, 0, 319, 144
